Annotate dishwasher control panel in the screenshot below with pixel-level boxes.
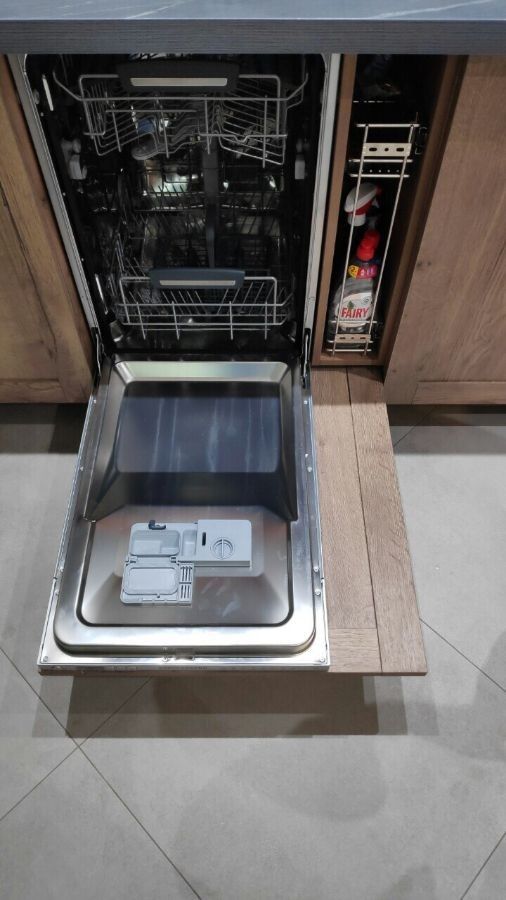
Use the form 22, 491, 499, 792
121, 519, 252, 605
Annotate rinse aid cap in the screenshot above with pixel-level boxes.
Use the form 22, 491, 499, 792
344, 183, 380, 226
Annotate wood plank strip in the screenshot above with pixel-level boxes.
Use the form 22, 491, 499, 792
347, 367, 427, 674
328, 628, 381, 673
318, 352, 381, 367
312, 368, 376, 630
414, 381, 506, 405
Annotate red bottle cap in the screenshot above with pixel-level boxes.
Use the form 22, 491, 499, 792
355, 229, 381, 261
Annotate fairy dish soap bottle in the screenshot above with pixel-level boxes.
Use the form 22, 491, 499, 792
326, 230, 381, 342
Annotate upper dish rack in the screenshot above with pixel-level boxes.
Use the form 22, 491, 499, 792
52, 61, 307, 167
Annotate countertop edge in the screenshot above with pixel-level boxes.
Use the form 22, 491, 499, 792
1, 18, 506, 55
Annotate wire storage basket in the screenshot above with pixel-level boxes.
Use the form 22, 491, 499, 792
52, 62, 307, 167
325, 114, 420, 356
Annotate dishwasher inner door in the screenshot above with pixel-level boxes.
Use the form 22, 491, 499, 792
40, 358, 327, 671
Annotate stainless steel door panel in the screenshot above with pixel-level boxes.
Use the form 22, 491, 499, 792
40, 358, 328, 670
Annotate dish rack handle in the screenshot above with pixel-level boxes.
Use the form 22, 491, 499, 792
149, 269, 246, 290
117, 60, 240, 93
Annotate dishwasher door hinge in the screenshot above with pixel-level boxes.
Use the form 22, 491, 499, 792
301, 329, 311, 387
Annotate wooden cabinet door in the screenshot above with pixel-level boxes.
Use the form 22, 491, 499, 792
384, 57, 506, 404
0, 57, 92, 402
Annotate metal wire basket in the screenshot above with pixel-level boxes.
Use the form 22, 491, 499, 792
53, 69, 307, 167
116, 275, 293, 340
107, 196, 293, 339
326, 118, 420, 356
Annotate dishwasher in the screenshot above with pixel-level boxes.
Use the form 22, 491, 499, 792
10, 52, 340, 672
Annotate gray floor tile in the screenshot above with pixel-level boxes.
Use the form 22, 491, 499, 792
388, 405, 434, 445
37, 676, 151, 743
393, 413, 506, 688
463, 832, 506, 900
0, 649, 74, 820
0, 404, 62, 453
0, 750, 197, 900
0, 406, 148, 739
84, 627, 506, 900
1, 404, 504, 900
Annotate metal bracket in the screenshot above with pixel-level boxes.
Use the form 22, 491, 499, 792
301, 329, 310, 387
363, 141, 412, 159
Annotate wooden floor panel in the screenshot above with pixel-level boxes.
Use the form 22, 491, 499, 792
313, 367, 426, 675
312, 368, 376, 631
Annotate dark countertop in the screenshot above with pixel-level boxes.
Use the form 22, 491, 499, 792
0, 0, 505, 55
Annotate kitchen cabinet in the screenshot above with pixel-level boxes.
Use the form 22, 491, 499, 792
0, 56, 92, 402
384, 56, 506, 404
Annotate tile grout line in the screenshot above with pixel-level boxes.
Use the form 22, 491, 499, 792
78, 745, 203, 900
420, 620, 506, 693
0, 745, 80, 825
0, 646, 80, 745
0, 644, 152, 746
79, 676, 152, 746
391, 405, 436, 448
459, 831, 506, 899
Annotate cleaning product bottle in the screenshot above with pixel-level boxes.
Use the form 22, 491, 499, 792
343, 183, 381, 226
326, 230, 381, 340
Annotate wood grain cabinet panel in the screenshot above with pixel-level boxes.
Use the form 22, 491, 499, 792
385, 56, 506, 404
0, 56, 92, 402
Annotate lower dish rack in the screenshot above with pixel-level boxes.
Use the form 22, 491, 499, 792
116, 274, 292, 339
107, 155, 294, 340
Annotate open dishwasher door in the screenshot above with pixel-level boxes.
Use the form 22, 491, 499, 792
10, 51, 340, 672
39, 357, 328, 672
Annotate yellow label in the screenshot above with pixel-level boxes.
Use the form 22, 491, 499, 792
348, 264, 359, 278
